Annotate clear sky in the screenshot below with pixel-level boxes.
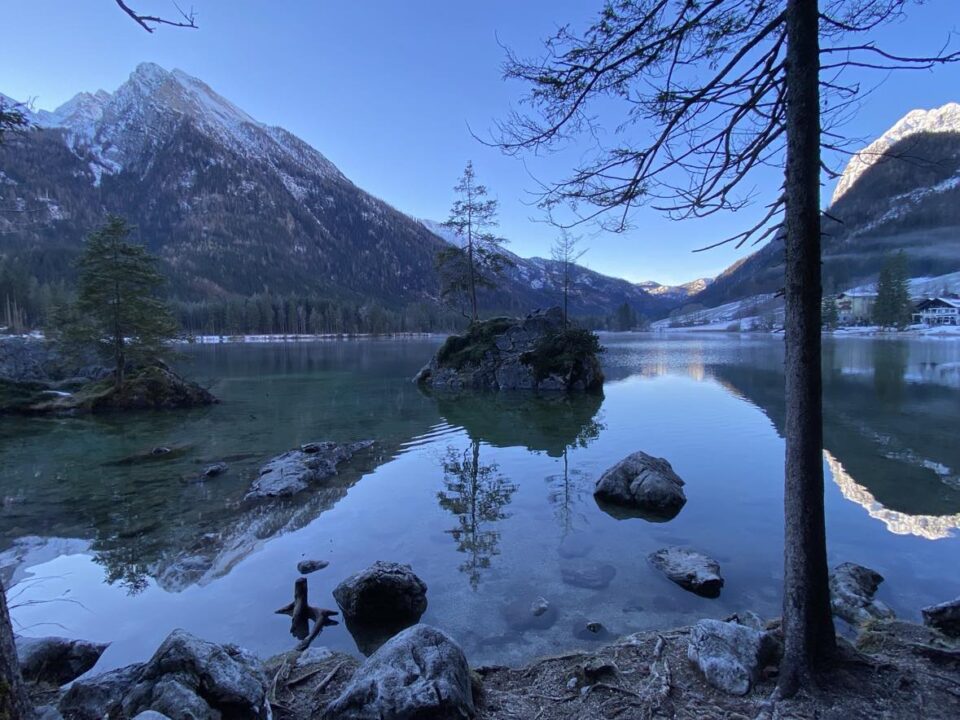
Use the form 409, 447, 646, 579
3, 1, 960, 285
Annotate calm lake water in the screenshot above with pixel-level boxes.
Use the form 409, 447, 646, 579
3, 334, 960, 676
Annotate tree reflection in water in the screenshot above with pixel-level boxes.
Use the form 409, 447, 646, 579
437, 440, 517, 589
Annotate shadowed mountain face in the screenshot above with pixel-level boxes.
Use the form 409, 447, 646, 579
693, 127, 960, 308
0, 63, 668, 321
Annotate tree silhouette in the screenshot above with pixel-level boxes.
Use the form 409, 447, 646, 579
497, 0, 958, 696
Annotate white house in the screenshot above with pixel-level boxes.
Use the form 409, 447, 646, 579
912, 296, 960, 326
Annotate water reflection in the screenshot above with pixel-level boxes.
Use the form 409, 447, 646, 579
545, 449, 590, 538
429, 392, 604, 456
437, 441, 518, 589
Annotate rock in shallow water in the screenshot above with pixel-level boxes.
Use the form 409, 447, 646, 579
687, 619, 780, 695
648, 547, 724, 598
921, 596, 960, 637
561, 560, 617, 590
502, 595, 557, 632
297, 558, 330, 574
333, 561, 428, 627
16, 635, 108, 686
830, 562, 895, 625
245, 439, 373, 499
594, 451, 687, 521
322, 624, 475, 720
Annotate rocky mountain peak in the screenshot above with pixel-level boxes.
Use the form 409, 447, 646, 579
831, 102, 960, 205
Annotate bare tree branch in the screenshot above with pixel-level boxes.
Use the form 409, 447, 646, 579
114, 0, 198, 33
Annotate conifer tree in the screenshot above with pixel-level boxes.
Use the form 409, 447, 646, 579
438, 162, 511, 321
63, 215, 178, 389
550, 230, 587, 327
873, 251, 911, 329
821, 295, 839, 330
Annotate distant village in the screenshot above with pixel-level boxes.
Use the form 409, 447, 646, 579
837, 291, 960, 327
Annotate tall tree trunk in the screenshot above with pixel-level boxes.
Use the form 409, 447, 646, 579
779, 0, 836, 698
0, 580, 33, 720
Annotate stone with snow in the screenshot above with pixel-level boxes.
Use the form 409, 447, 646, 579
245, 440, 373, 499
322, 624, 475, 720
649, 547, 724, 598
829, 562, 895, 625
687, 619, 780, 696
594, 451, 687, 521
60, 662, 145, 720
16, 635, 108, 686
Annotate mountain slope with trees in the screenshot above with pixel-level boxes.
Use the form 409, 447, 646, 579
0, 64, 669, 333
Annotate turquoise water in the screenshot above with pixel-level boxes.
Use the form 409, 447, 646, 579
3, 334, 959, 675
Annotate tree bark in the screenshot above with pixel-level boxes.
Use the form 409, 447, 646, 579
0, 580, 33, 720
778, 0, 836, 698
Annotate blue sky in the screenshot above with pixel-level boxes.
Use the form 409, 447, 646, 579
3, 1, 960, 285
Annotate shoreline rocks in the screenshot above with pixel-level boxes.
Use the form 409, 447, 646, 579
245, 440, 373, 499
649, 547, 724, 598
322, 624, 475, 720
921, 596, 960, 637
830, 562, 895, 625
414, 308, 603, 392
594, 451, 687, 521
16, 635, 109, 686
687, 618, 780, 695
333, 561, 428, 628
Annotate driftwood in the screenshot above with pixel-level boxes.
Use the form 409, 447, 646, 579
276, 577, 339, 650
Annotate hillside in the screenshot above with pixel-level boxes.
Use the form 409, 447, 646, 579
0, 64, 669, 333
692, 103, 960, 309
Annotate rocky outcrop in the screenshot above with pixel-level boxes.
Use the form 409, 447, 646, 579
322, 624, 475, 720
687, 619, 780, 696
649, 548, 724, 598
1, 363, 217, 415
0, 336, 107, 384
16, 635, 108, 686
921, 597, 960, 637
414, 309, 603, 392
245, 440, 374, 499
59, 630, 268, 720
593, 451, 687, 521
830, 562, 895, 625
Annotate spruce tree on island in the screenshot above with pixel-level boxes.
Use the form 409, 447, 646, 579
63, 215, 179, 389
438, 161, 511, 322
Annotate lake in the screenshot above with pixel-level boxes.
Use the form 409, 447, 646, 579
3, 333, 960, 675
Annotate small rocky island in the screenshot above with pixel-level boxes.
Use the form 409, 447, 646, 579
414, 308, 604, 392
0, 336, 216, 414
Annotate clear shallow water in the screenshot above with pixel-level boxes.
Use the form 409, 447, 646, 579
3, 334, 960, 675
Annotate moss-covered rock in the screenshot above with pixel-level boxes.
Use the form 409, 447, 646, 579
0, 365, 217, 415
414, 308, 603, 392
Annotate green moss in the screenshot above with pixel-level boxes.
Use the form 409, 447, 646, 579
436, 317, 514, 370
520, 328, 604, 384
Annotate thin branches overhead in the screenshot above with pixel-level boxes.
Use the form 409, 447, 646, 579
114, 0, 198, 33
497, 0, 958, 248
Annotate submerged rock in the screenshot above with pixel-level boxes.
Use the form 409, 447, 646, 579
560, 560, 617, 590
202, 462, 228, 478
594, 451, 687, 521
649, 547, 724, 598
921, 596, 960, 637
687, 619, 780, 695
830, 562, 895, 625
297, 558, 330, 575
414, 308, 603, 392
502, 596, 557, 632
16, 635, 108, 686
246, 439, 373, 499
322, 624, 475, 720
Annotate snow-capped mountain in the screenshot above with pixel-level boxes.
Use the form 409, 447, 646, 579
638, 278, 713, 300
831, 103, 960, 204
690, 102, 960, 309
1, 63, 673, 321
